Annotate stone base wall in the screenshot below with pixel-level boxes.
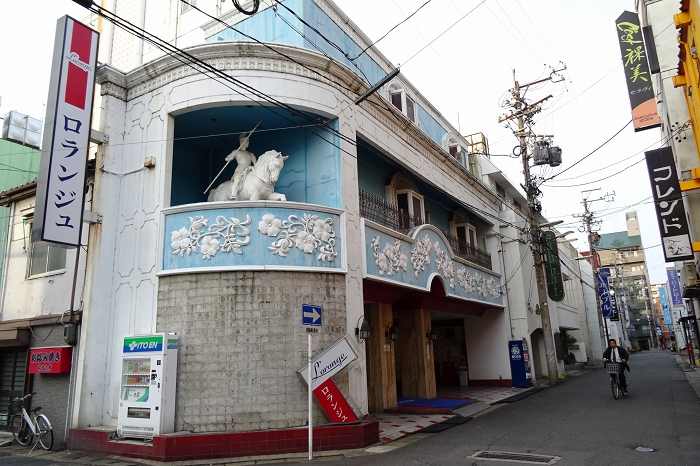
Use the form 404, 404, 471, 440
157, 271, 347, 432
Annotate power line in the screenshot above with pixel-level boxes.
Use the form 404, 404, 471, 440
492, 0, 546, 63
543, 120, 632, 182
349, 0, 433, 61
89, 3, 532, 235
401, 0, 487, 66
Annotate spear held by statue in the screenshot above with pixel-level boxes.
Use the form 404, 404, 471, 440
203, 120, 262, 195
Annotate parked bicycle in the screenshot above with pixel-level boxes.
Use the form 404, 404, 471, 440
9, 392, 53, 450
605, 362, 627, 400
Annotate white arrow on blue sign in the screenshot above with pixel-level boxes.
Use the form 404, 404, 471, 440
302, 304, 322, 326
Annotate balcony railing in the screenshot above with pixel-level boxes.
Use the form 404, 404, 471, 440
442, 231, 492, 270
358, 189, 492, 270
359, 189, 423, 234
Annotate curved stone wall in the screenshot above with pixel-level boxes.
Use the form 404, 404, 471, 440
156, 270, 347, 432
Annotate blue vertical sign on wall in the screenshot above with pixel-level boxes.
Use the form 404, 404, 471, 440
598, 268, 613, 318
666, 268, 684, 307
659, 286, 672, 326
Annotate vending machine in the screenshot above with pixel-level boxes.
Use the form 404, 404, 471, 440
508, 339, 533, 388
117, 333, 178, 439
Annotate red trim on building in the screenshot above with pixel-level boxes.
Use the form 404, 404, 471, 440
68, 422, 379, 462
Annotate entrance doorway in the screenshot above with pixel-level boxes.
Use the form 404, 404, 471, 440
429, 317, 468, 389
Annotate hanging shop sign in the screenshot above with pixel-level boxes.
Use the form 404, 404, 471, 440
598, 268, 613, 318
609, 294, 620, 322
32, 16, 99, 247
542, 231, 565, 302
644, 147, 694, 261
297, 337, 358, 423
615, 11, 660, 131
667, 268, 684, 307
659, 285, 673, 326
29, 346, 73, 374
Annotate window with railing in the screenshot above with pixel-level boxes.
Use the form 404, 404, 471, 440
359, 189, 423, 234
442, 231, 492, 270
358, 189, 492, 269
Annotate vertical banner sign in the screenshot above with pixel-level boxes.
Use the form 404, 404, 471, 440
32, 16, 99, 247
615, 11, 661, 131
609, 294, 620, 322
644, 147, 694, 261
542, 231, 565, 302
667, 268, 684, 307
659, 285, 673, 326
598, 267, 613, 318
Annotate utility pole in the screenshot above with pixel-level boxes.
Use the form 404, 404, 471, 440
574, 189, 615, 352
499, 66, 566, 386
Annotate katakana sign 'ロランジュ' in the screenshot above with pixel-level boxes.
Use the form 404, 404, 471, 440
32, 16, 99, 247
615, 11, 660, 132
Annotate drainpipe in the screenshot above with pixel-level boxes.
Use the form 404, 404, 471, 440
0, 201, 16, 319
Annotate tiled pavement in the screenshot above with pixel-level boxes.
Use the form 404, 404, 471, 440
367, 413, 454, 442
436, 385, 530, 403
371, 385, 531, 442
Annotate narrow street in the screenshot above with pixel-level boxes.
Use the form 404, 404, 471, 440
1, 351, 698, 466
309, 350, 698, 466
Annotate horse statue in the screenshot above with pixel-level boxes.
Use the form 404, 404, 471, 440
207, 149, 288, 202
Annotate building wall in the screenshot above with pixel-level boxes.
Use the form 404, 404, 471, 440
1, 196, 88, 322
156, 270, 347, 432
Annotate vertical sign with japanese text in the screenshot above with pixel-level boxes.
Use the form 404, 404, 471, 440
667, 268, 684, 307
615, 11, 660, 132
542, 231, 565, 302
644, 147, 694, 261
32, 16, 99, 247
659, 285, 673, 326
599, 268, 613, 318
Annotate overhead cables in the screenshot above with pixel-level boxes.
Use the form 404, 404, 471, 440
350, 0, 433, 61
87, 3, 531, 234
401, 0, 487, 66
542, 120, 632, 182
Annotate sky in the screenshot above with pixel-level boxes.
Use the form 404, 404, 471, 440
0, 0, 677, 283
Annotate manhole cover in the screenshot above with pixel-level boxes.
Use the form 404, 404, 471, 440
469, 450, 561, 464
636, 447, 655, 452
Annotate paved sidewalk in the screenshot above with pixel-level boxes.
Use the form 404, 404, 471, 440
674, 353, 700, 399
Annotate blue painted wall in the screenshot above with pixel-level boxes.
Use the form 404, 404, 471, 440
365, 225, 502, 306
416, 104, 447, 147
207, 0, 386, 86
164, 205, 342, 271
172, 106, 341, 209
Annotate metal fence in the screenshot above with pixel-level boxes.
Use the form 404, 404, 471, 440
359, 189, 423, 234
442, 231, 492, 270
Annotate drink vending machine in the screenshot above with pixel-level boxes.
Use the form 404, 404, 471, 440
117, 333, 178, 439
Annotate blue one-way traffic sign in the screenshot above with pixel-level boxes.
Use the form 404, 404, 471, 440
302, 304, 322, 326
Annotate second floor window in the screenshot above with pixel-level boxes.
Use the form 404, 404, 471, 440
388, 82, 416, 123
27, 223, 66, 278
395, 189, 424, 225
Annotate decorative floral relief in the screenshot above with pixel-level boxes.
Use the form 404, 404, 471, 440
487, 277, 502, 299
170, 215, 251, 259
457, 267, 475, 294
475, 274, 487, 297
410, 234, 433, 278
371, 236, 407, 276
259, 213, 337, 262
434, 242, 455, 289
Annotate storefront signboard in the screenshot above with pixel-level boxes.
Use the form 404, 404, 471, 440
29, 346, 72, 374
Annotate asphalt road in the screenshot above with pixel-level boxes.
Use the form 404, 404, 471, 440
2, 350, 698, 466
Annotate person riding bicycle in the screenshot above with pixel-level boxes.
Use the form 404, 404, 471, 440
603, 339, 629, 394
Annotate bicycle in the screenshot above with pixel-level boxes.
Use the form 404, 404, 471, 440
9, 392, 53, 451
605, 362, 627, 400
